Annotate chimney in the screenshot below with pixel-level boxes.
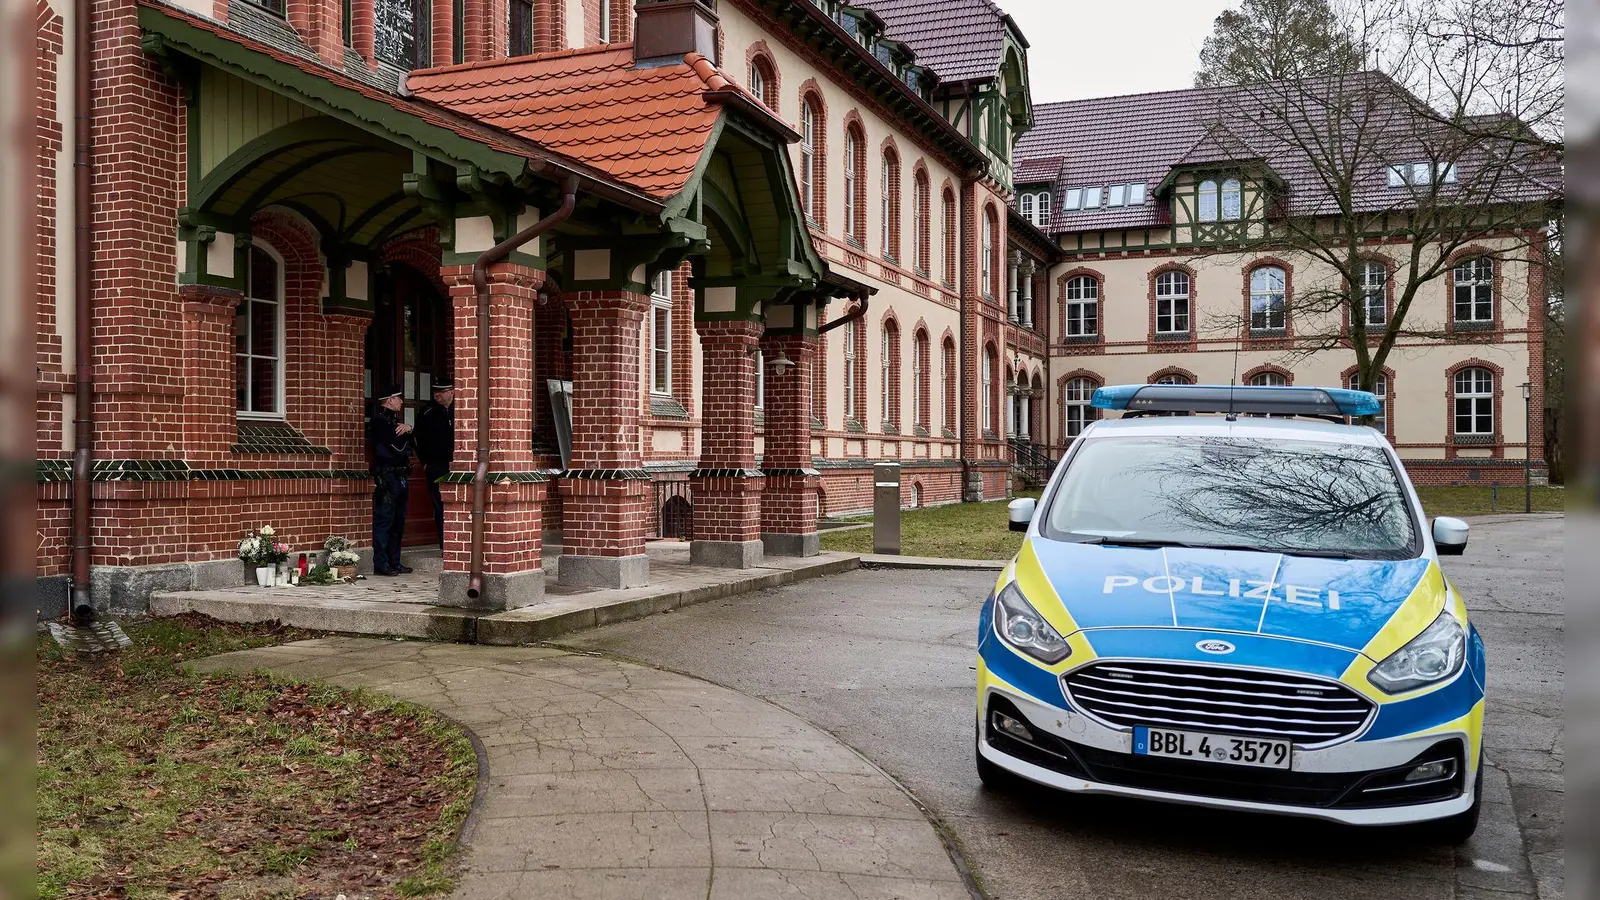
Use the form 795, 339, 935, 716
634, 0, 718, 65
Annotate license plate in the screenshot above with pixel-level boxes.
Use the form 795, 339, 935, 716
1133, 726, 1291, 769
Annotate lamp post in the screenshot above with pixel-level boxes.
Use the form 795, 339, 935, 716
1520, 382, 1532, 513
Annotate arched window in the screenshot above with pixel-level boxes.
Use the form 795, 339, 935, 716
649, 270, 672, 395
912, 329, 930, 429
981, 209, 996, 298
1197, 179, 1219, 222
842, 318, 857, 423
237, 243, 285, 417
597, 0, 611, 42
843, 125, 864, 242
1154, 372, 1191, 385
941, 336, 956, 433
881, 320, 900, 429
748, 55, 778, 109
913, 170, 930, 276
881, 149, 900, 261
1154, 270, 1190, 334
1453, 257, 1494, 323
941, 188, 957, 286
1019, 192, 1034, 223
981, 346, 996, 434
1249, 371, 1289, 387
1029, 373, 1044, 438
1348, 372, 1389, 432
1011, 370, 1028, 437
800, 95, 823, 223
1220, 178, 1241, 220
375, 0, 431, 69
1063, 377, 1098, 438
1358, 261, 1388, 328
1064, 275, 1099, 338
1454, 367, 1494, 435
1249, 265, 1287, 331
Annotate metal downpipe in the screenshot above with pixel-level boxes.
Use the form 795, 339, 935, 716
68, 0, 95, 624
465, 175, 578, 599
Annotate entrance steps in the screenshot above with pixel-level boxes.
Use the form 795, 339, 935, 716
149, 542, 859, 644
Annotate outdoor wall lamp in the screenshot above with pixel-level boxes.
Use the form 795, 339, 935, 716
769, 351, 796, 376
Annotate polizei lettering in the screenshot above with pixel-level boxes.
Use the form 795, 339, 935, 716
1103, 575, 1342, 611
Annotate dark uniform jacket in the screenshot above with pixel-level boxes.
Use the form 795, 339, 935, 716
416, 401, 454, 474
369, 407, 414, 470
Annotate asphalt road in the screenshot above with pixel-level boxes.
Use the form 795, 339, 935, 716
565, 515, 1564, 900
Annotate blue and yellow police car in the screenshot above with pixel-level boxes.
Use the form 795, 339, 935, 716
977, 383, 1485, 841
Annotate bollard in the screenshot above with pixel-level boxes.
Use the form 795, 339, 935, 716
1491, 484, 1498, 513
873, 462, 901, 555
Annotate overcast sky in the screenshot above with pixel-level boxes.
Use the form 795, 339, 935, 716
999, 0, 1239, 104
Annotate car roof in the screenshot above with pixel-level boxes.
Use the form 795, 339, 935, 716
1083, 414, 1389, 447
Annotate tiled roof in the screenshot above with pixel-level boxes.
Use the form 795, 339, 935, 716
854, 0, 1009, 84
1014, 73, 1561, 234
409, 46, 753, 199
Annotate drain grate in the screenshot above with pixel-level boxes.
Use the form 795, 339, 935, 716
47, 620, 133, 654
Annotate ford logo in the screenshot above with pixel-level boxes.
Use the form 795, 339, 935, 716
1196, 640, 1236, 655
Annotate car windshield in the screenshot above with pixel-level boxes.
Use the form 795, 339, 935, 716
1042, 435, 1418, 559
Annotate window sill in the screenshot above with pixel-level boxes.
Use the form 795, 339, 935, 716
649, 393, 689, 420
1248, 328, 1287, 338
233, 420, 330, 455
1062, 334, 1100, 344
1154, 331, 1193, 341
914, 425, 930, 437
882, 423, 899, 435
845, 419, 866, 433
1452, 433, 1495, 446
1452, 320, 1495, 331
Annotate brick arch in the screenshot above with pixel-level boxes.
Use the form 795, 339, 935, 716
744, 40, 781, 109
840, 112, 869, 245
939, 328, 958, 434
1444, 356, 1507, 458
939, 180, 958, 286
1339, 363, 1398, 441
1241, 363, 1294, 386
879, 312, 902, 430
797, 81, 828, 229
909, 478, 925, 508
1147, 366, 1198, 384
1056, 368, 1104, 449
981, 202, 1002, 301
909, 319, 931, 430
981, 340, 1001, 435
878, 136, 902, 263
1243, 256, 1296, 342
1056, 265, 1106, 350
380, 228, 449, 298
909, 161, 932, 276
1147, 261, 1197, 347
1442, 244, 1506, 338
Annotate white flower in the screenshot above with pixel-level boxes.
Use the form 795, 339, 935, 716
259, 525, 275, 536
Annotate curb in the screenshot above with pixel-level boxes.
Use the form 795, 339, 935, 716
859, 554, 1007, 571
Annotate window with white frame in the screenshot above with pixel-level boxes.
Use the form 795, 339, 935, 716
1064, 377, 1096, 437
843, 319, 857, 421
1033, 190, 1051, 227
981, 212, 994, 298
1019, 192, 1035, 224
1127, 182, 1146, 206
1081, 186, 1101, 209
913, 173, 930, 274
881, 152, 898, 259
1221, 178, 1241, 220
1064, 275, 1099, 337
1249, 265, 1287, 331
980, 350, 993, 433
1347, 372, 1388, 432
1155, 270, 1190, 334
754, 349, 765, 410
911, 332, 926, 428
650, 270, 672, 394
1454, 367, 1494, 435
1249, 371, 1289, 387
881, 326, 892, 427
236, 243, 284, 417
800, 99, 819, 221
1453, 257, 1494, 323
748, 62, 766, 104
1359, 261, 1387, 328
1107, 183, 1126, 207
942, 338, 955, 431
843, 129, 860, 241
597, 0, 610, 42
1197, 179, 1219, 222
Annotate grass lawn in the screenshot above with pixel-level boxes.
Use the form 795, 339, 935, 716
820, 485, 1563, 561
38, 616, 476, 900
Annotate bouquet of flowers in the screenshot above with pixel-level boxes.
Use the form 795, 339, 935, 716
238, 525, 291, 566
323, 535, 359, 568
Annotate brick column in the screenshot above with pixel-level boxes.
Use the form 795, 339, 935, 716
760, 333, 820, 556
179, 285, 241, 470
559, 290, 652, 589
691, 319, 765, 568
437, 263, 547, 609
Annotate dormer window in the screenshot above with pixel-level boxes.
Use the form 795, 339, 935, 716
1221, 178, 1241, 219
1081, 187, 1101, 209
1063, 188, 1082, 210
1197, 180, 1219, 222
1388, 162, 1458, 187
1107, 184, 1126, 207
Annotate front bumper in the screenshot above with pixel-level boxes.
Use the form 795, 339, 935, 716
979, 687, 1478, 826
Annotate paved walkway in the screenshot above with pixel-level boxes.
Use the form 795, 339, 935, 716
194, 637, 973, 900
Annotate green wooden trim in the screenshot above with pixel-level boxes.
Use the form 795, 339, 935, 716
139, 5, 529, 176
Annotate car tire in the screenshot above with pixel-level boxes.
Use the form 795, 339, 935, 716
1424, 755, 1483, 845
975, 724, 1024, 793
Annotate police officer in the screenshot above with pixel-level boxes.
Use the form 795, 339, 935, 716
415, 378, 455, 546
369, 386, 415, 576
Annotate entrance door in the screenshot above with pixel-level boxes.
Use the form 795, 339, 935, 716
365, 263, 450, 546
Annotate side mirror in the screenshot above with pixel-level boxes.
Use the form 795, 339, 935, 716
1008, 498, 1037, 533
1432, 516, 1469, 556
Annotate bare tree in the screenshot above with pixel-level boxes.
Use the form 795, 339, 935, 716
1194, 0, 1365, 88
1191, 0, 1562, 399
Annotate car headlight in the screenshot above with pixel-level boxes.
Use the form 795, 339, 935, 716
993, 581, 1071, 664
1367, 611, 1466, 694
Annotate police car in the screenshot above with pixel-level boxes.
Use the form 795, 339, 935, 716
977, 383, 1485, 841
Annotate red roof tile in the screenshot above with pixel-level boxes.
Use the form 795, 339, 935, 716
410, 45, 757, 200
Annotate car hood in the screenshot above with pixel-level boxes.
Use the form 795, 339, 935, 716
1018, 538, 1446, 657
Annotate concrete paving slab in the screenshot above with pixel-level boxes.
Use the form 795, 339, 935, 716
193, 638, 966, 900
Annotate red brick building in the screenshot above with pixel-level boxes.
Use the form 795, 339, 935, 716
36, 0, 1040, 615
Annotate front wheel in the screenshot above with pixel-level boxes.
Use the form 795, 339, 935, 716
975, 723, 1025, 793
1423, 755, 1483, 845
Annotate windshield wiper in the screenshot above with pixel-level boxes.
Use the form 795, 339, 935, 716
1067, 536, 1355, 559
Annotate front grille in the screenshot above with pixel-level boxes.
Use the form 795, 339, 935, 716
1062, 660, 1375, 746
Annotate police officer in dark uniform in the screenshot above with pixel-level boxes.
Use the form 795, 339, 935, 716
369, 386, 415, 576
415, 378, 455, 546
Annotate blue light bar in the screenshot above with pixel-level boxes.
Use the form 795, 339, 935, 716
1090, 384, 1382, 418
